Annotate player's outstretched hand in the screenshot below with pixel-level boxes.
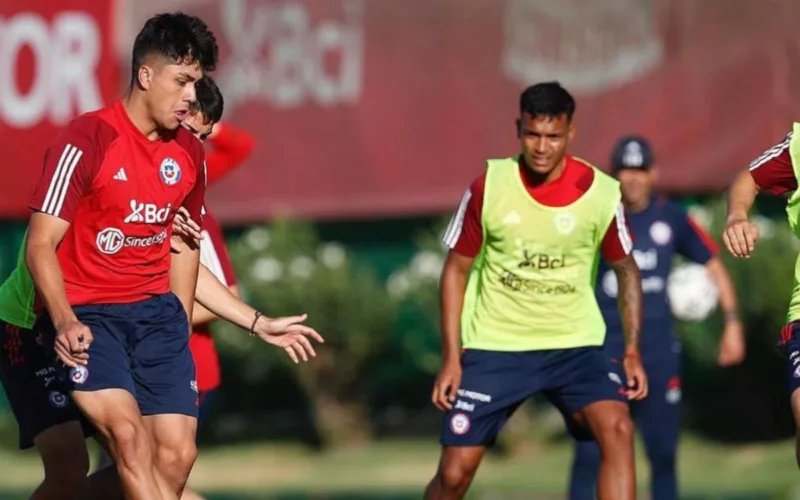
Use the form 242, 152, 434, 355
622, 353, 648, 401
431, 359, 462, 411
55, 320, 92, 368
254, 314, 324, 364
722, 217, 759, 258
170, 207, 203, 253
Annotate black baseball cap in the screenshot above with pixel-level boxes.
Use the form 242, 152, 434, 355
611, 135, 654, 171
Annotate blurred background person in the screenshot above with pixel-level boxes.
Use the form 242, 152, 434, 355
569, 136, 746, 500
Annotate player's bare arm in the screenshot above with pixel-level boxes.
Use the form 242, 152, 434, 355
608, 254, 648, 400
432, 251, 474, 412
26, 213, 92, 367
723, 170, 760, 258
193, 265, 323, 364
170, 235, 202, 330
192, 283, 238, 325
705, 258, 745, 366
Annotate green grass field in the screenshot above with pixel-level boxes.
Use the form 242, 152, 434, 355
0, 435, 797, 499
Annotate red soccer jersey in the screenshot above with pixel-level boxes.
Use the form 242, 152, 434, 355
443, 156, 633, 261
205, 124, 255, 186
29, 100, 206, 306
191, 211, 237, 392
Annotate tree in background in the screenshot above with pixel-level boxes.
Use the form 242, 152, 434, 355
217, 219, 395, 450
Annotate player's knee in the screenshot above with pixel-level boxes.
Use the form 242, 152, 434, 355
595, 412, 634, 450
108, 420, 149, 468
155, 439, 197, 486
437, 459, 478, 495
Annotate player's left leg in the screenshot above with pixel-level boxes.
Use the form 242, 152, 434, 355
636, 354, 681, 500
133, 292, 199, 496
544, 347, 635, 500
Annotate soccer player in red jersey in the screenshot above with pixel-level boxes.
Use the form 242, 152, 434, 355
25, 13, 216, 500
83, 75, 320, 500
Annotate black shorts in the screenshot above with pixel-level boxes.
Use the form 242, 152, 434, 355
0, 320, 94, 449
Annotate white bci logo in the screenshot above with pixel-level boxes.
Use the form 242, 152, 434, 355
124, 200, 171, 224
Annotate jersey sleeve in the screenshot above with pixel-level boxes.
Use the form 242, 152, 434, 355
205, 124, 255, 186
28, 125, 101, 223
442, 175, 485, 258
183, 144, 207, 228
200, 213, 237, 286
600, 204, 634, 263
748, 131, 796, 196
674, 209, 717, 264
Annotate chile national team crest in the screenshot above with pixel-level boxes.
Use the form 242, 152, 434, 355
159, 158, 182, 186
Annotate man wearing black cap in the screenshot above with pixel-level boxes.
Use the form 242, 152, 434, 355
568, 136, 745, 500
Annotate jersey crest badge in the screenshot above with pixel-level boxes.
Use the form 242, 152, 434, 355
159, 158, 182, 186
553, 212, 576, 235
649, 221, 672, 246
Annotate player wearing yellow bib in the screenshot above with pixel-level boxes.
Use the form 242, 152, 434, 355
424, 82, 648, 500
724, 123, 800, 469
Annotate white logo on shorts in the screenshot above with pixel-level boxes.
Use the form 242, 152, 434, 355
70, 365, 89, 385
794, 364, 800, 379
608, 372, 622, 386
450, 413, 471, 436
49, 391, 68, 408
190, 380, 198, 393
665, 387, 682, 404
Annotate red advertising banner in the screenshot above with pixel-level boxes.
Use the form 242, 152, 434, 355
0, 0, 119, 219
3, 0, 800, 222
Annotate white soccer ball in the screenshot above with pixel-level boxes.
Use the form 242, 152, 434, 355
667, 263, 719, 322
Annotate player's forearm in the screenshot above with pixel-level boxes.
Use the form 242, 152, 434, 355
192, 303, 218, 326
194, 265, 255, 330
705, 258, 740, 323
169, 237, 201, 327
440, 256, 471, 363
727, 170, 759, 221
25, 240, 76, 328
611, 255, 643, 355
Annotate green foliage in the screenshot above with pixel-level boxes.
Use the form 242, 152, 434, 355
385, 218, 449, 375
216, 218, 398, 448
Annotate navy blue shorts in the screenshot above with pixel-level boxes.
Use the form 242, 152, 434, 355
781, 321, 800, 395
0, 320, 95, 449
440, 347, 625, 447
36, 293, 198, 419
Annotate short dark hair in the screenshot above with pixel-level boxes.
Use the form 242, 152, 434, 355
519, 82, 576, 121
191, 76, 224, 124
131, 12, 218, 82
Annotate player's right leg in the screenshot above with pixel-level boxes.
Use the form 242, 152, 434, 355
36, 312, 175, 500
0, 320, 92, 499
544, 347, 635, 500
424, 350, 535, 500
133, 293, 200, 496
